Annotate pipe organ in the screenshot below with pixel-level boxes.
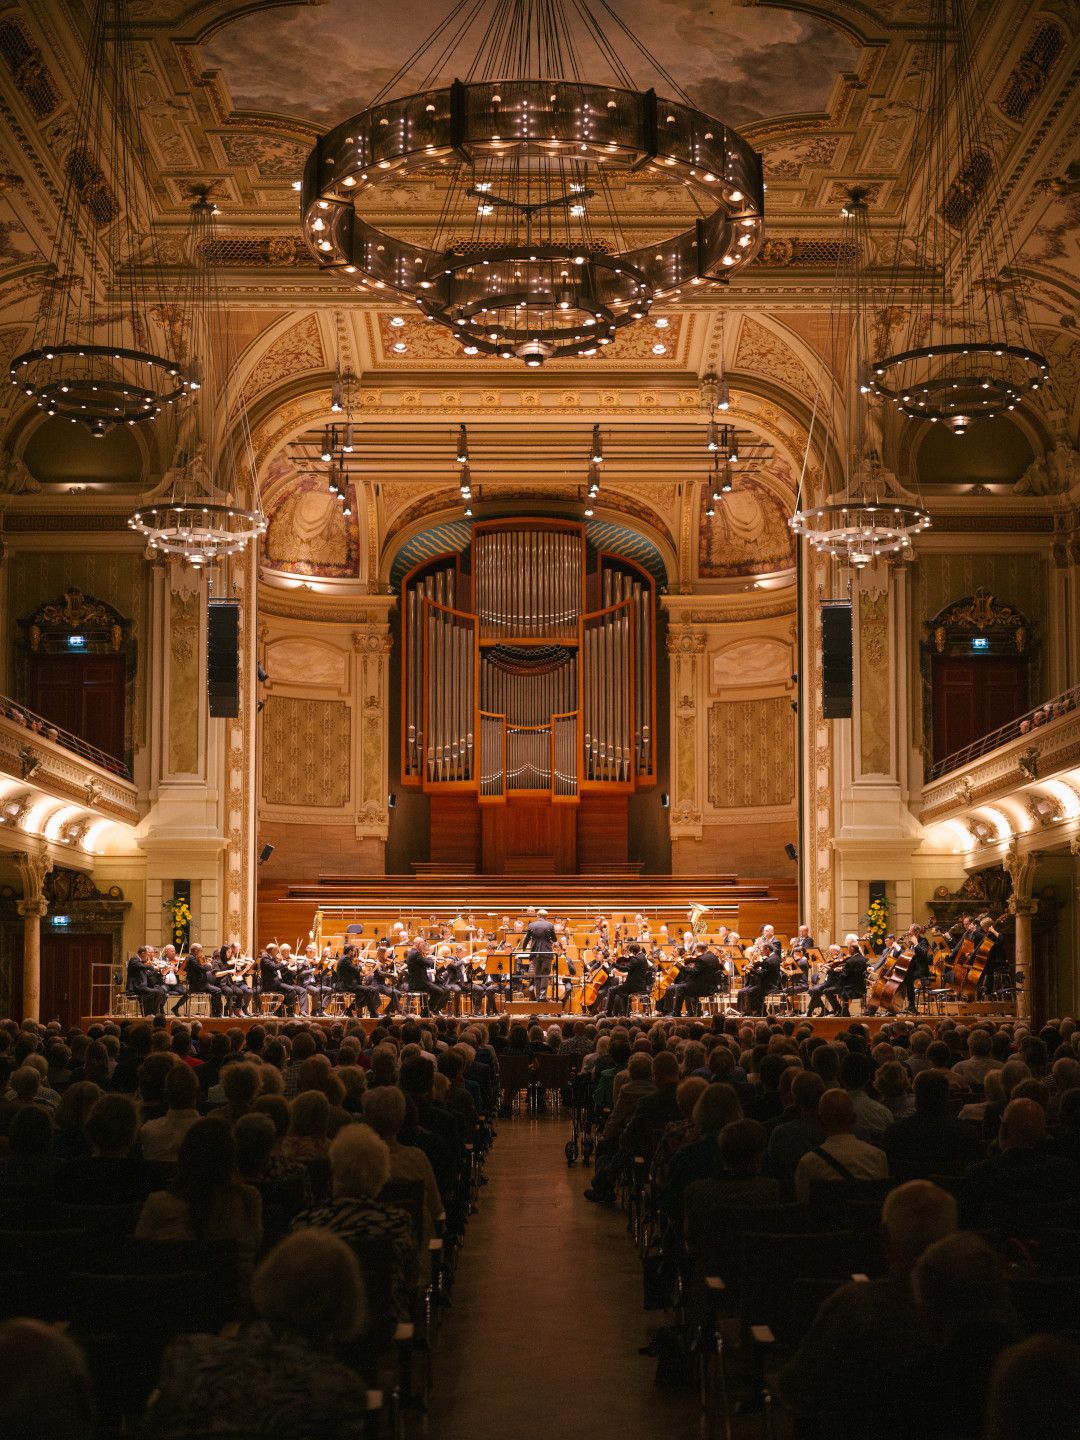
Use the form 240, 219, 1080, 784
402, 519, 656, 803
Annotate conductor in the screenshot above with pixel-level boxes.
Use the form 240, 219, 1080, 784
523, 908, 557, 1004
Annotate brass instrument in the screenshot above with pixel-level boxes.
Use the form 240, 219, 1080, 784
689, 903, 710, 938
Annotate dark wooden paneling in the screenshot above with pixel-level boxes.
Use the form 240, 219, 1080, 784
931, 655, 1029, 762
481, 800, 576, 873
430, 794, 482, 869
40, 932, 111, 1031
577, 794, 629, 869
25, 652, 126, 760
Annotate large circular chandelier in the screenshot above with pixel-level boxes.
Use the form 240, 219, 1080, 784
791, 191, 930, 568
10, 0, 189, 432
129, 501, 265, 568
300, 1, 764, 365
868, 0, 1049, 436
128, 192, 265, 566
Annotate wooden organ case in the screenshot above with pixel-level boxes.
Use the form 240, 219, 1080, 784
401, 519, 656, 870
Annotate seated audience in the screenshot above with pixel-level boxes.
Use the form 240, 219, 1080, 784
0, 1319, 95, 1440
985, 1335, 1080, 1440
793, 1088, 888, 1203
138, 1061, 201, 1163
959, 1096, 1080, 1223
292, 1124, 419, 1324
148, 1230, 369, 1439
52, 1093, 159, 1204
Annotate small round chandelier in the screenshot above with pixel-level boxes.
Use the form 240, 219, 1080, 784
128, 191, 265, 566
300, 0, 764, 365
868, 0, 1049, 436
10, 0, 189, 432
791, 190, 930, 568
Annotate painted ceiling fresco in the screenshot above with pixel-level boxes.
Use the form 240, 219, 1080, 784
200, 0, 856, 130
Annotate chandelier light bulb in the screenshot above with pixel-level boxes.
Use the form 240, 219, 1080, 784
456, 425, 469, 464
707, 420, 719, 452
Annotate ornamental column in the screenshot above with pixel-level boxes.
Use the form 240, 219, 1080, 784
664, 618, 707, 859
352, 607, 396, 851
14, 848, 52, 1022
1004, 839, 1038, 1025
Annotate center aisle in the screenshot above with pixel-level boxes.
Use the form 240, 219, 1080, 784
429, 1111, 700, 1439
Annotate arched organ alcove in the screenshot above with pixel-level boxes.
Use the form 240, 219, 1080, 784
401, 520, 656, 805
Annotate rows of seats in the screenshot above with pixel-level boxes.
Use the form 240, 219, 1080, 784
0, 1011, 499, 1438
561, 1010, 1080, 1438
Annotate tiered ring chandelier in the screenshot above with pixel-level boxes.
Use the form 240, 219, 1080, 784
10, 0, 189, 432
869, 0, 1048, 435
791, 191, 930, 568
128, 191, 264, 567
300, 0, 764, 365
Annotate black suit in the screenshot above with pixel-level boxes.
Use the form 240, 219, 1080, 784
605, 953, 653, 1015
670, 950, 720, 1016
523, 919, 557, 1001
259, 955, 305, 1013
405, 948, 449, 1012
898, 937, 931, 1010
126, 955, 166, 1015
738, 955, 782, 1015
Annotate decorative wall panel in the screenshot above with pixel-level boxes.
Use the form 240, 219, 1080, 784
168, 591, 200, 775
262, 696, 351, 808
859, 589, 891, 774
708, 698, 795, 809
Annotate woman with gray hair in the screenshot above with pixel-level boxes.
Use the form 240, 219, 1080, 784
291, 1123, 419, 1324
148, 1230, 369, 1438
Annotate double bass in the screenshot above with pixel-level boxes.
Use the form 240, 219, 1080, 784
865, 940, 913, 1015
953, 914, 1006, 1002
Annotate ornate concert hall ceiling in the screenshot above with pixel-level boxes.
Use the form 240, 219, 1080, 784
0, 0, 1077, 591
199, 0, 856, 130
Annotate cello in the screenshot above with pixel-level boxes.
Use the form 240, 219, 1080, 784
954, 914, 1006, 1002
865, 940, 913, 1015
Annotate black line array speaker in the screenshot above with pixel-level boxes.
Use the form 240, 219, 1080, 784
207, 599, 240, 718
821, 600, 853, 720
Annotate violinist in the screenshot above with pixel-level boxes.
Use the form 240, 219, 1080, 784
468, 954, 499, 1014
604, 942, 653, 1016
215, 942, 253, 1017
737, 939, 782, 1015
126, 946, 168, 1016
331, 946, 369, 1016
807, 943, 846, 1016
184, 943, 224, 1018
668, 941, 721, 1018
368, 946, 401, 1015
899, 924, 932, 1011
405, 938, 449, 1013
839, 934, 869, 1015
786, 925, 815, 992
259, 944, 305, 1017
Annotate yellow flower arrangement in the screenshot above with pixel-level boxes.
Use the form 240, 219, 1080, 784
865, 896, 890, 947
164, 895, 192, 949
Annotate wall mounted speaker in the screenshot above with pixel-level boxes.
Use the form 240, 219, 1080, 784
821, 600, 853, 720
258, 843, 274, 865
207, 600, 240, 718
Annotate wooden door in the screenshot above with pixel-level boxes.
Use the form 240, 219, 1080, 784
40, 932, 112, 1029
931, 656, 1028, 762
25, 652, 126, 760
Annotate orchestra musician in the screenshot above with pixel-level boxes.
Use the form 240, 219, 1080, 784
405, 938, 449, 1013
333, 946, 374, 1017
667, 941, 721, 1017
807, 943, 846, 1016
604, 942, 653, 1016
368, 947, 402, 1015
184, 942, 224, 1018
786, 925, 815, 992
897, 924, 932, 1011
214, 942, 253, 1017
839, 934, 869, 1015
259, 944, 305, 1017
521, 908, 557, 1003
950, 912, 1006, 996
154, 944, 189, 1015
737, 940, 783, 1016
126, 945, 168, 1016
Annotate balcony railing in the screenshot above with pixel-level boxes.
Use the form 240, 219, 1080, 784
928, 685, 1080, 780
0, 695, 131, 780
